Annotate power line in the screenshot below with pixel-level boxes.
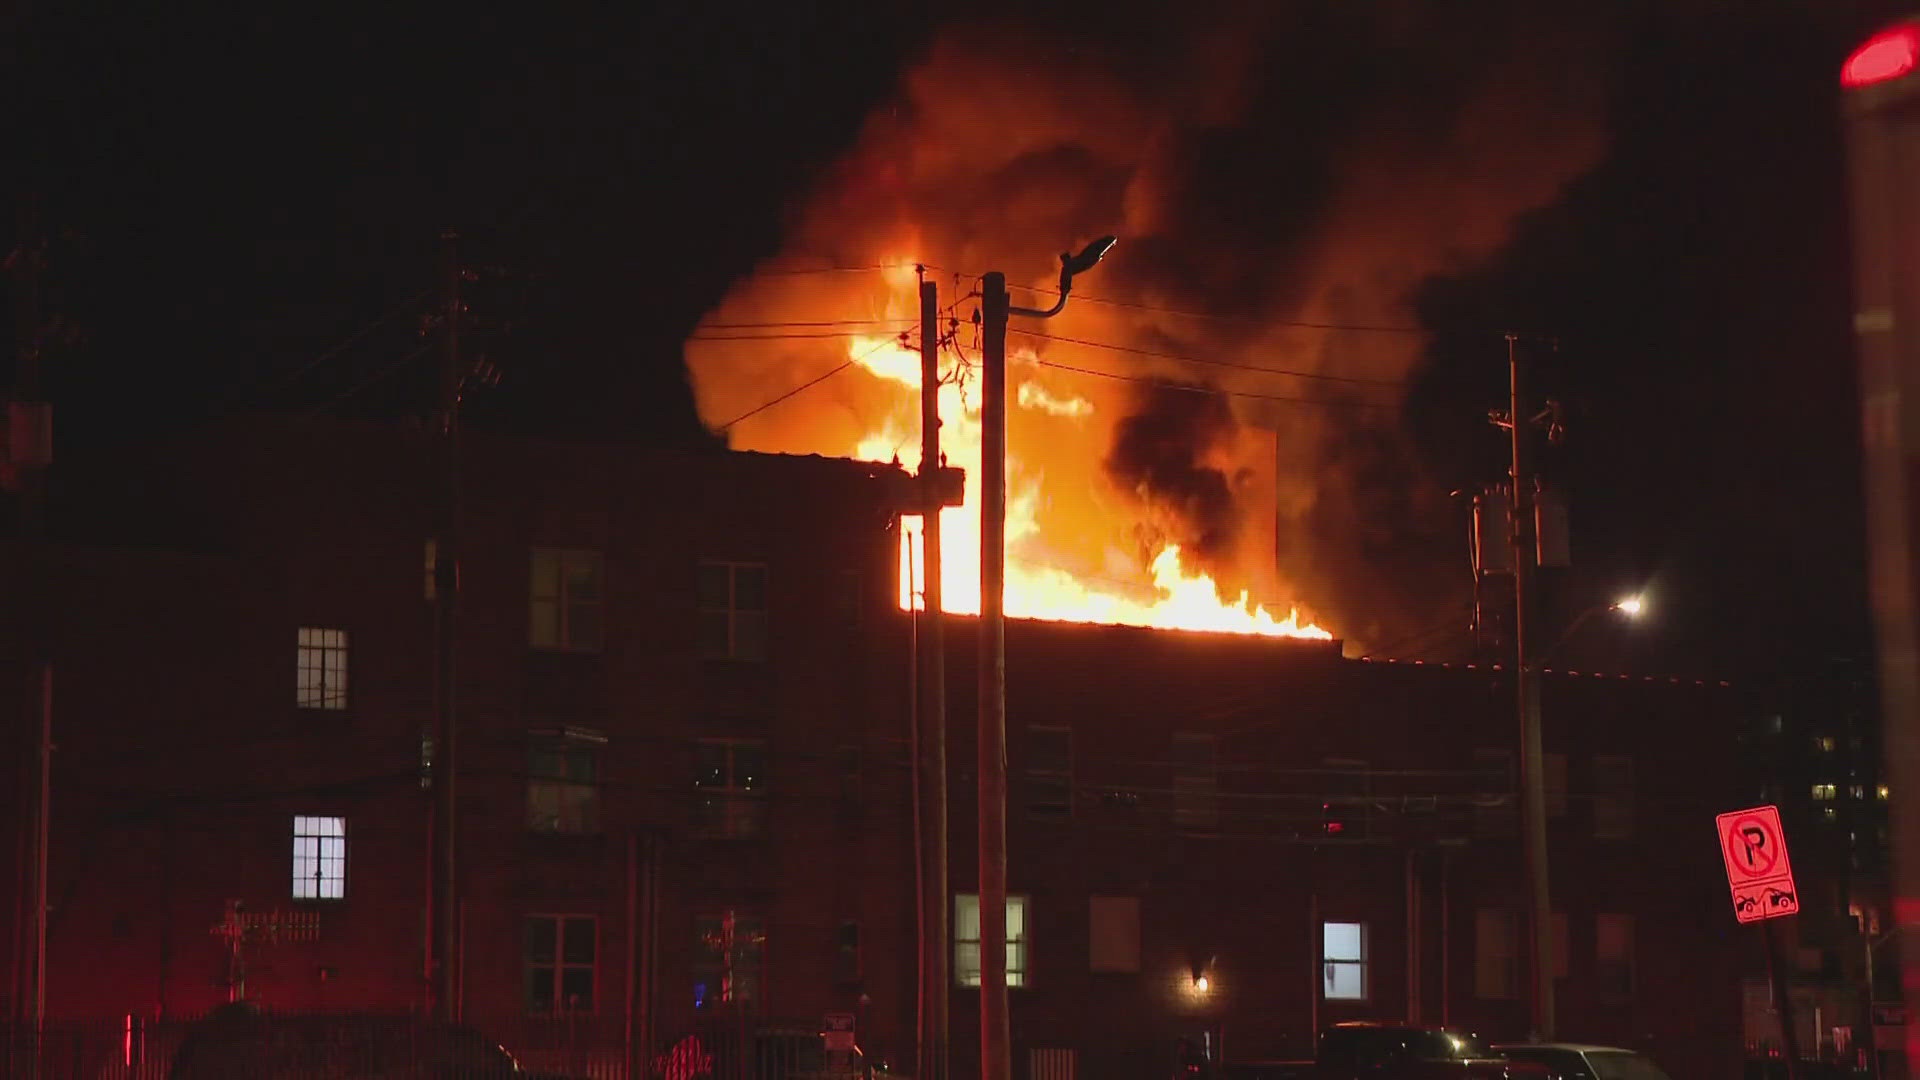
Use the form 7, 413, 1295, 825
300, 344, 431, 420
698, 318, 918, 330
216, 289, 435, 412
997, 280, 1427, 334
1010, 327, 1405, 388
1033, 359, 1398, 411
714, 337, 905, 432
688, 330, 895, 343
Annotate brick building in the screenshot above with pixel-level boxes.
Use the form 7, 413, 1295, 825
3, 417, 1747, 1080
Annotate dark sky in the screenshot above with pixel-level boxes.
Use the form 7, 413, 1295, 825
4, 0, 1912, 683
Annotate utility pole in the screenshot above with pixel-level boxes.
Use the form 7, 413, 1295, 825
432, 230, 463, 1022
977, 271, 1011, 1080
1505, 334, 1555, 1041
917, 276, 950, 1080
974, 240, 1113, 1080
8, 196, 54, 1048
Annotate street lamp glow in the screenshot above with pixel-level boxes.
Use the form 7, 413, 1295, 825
1614, 596, 1645, 617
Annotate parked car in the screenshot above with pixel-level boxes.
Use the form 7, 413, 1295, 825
1495, 1043, 1675, 1080
1224, 1022, 1551, 1080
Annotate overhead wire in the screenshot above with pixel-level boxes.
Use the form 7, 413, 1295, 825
715, 335, 906, 432
300, 343, 432, 420
1034, 359, 1398, 411
1009, 327, 1405, 388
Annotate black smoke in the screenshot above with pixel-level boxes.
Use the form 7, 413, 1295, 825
1103, 384, 1247, 579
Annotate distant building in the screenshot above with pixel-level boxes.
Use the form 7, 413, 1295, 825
1, 417, 1746, 1080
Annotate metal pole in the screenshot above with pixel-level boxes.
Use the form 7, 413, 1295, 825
919, 278, 950, 1080
978, 271, 1010, 1080
32, 666, 48, 1034
1766, 918, 1804, 1079
1508, 335, 1555, 1041
433, 229, 463, 1022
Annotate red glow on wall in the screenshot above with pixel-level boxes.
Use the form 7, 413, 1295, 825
1842, 24, 1919, 89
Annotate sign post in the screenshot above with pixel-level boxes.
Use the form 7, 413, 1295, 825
825, 1012, 856, 1071
1717, 806, 1802, 1078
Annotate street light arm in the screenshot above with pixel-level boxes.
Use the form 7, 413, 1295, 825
1007, 237, 1117, 320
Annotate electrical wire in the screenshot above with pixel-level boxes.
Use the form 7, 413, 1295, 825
1000, 280, 1428, 335
687, 330, 894, 343
697, 318, 918, 330
215, 288, 435, 412
1033, 358, 1399, 411
300, 343, 432, 420
714, 336, 905, 432
1009, 327, 1406, 388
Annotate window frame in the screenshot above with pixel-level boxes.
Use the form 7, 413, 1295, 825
1595, 912, 1634, 1004
524, 913, 599, 1015
1593, 755, 1634, 839
694, 737, 768, 839
954, 893, 1030, 988
697, 560, 770, 662
1025, 724, 1074, 817
296, 627, 349, 711
529, 548, 606, 652
693, 908, 767, 1011
527, 727, 606, 835
1171, 732, 1219, 832
1474, 908, 1522, 1000
1321, 920, 1368, 1001
291, 815, 347, 901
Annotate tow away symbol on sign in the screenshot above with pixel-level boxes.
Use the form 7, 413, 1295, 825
1716, 805, 1798, 923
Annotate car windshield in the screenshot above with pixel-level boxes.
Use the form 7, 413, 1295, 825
1588, 1051, 1673, 1080
1502, 1048, 1591, 1078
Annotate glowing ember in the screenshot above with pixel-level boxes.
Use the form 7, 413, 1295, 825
844, 329, 1331, 640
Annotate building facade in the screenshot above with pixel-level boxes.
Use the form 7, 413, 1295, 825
3, 417, 1747, 1080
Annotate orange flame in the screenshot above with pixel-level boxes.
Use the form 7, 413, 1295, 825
846, 327, 1330, 640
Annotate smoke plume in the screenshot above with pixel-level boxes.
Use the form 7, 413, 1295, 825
683, 1, 1613, 649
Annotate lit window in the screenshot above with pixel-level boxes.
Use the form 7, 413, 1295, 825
1824, 806, 1839, 821
1812, 783, 1837, 800
528, 729, 604, 834
698, 561, 769, 661
1878, 784, 1891, 800
530, 549, 604, 651
955, 894, 1028, 987
695, 739, 767, 839
1816, 736, 1836, 753
525, 915, 596, 1013
1593, 756, 1634, 839
1596, 913, 1634, 1002
1172, 733, 1219, 831
1852, 784, 1868, 800
1026, 725, 1073, 816
1322, 922, 1367, 1000
296, 628, 348, 710
291, 816, 346, 900
693, 909, 765, 1009
1474, 909, 1521, 1000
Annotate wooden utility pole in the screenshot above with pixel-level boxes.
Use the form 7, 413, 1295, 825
977, 271, 1011, 1080
917, 277, 950, 1080
1505, 334, 1555, 1041
432, 230, 463, 1021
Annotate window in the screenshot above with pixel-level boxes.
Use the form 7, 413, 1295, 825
1026, 725, 1073, 816
1322, 921, 1367, 1000
1089, 896, 1141, 973
296, 628, 348, 710
1593, 756, 1634, 839
528, 729, 604, 834
834, 920, 862, 986
1545, 753, 1568, 818
1879, 784, 1891, 801
698, 561, 768, 661
1596, 913, 1634, 1002
695, 739, 767, 838
530, 549, 604, 651
1473, 748, 1515, 838
1172, 733, 1218, 831
693, 909, 765, 1009
1474, 909, 1520, 999
424, 539, 438, 601
954, 893, 1028, 987
525, 915, 596, 1013
1851, 784, 1867, 800
833, 569, 863, 629
1816, 735, 1836, 753
1812, 782, 1837, 800
291, 816, 346, 900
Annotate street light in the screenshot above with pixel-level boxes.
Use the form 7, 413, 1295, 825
978, 237, 1116, 1080
1614, 595, 1645, 618
1541, 594, 1647, 667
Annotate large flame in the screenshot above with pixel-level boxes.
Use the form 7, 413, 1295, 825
846, 325, 1331, 640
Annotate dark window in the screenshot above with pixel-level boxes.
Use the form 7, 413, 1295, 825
1473, 748, 1515, 838
528, 729, 604, 834
698, 562, 769, 661
693, 910, 766, 1010
834, 920, 861, 985
1172, 733, 1218, 831
695, 739, 768, 838
1594, 756, 1634, 839
530, 549, 605, 651
1025, 725, 1072, 816
525, 915, 597, 1013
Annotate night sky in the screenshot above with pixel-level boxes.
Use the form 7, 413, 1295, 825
4, 1, 1912, 685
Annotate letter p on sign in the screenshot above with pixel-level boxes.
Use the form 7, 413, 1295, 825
1716, 804, 1799, 924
